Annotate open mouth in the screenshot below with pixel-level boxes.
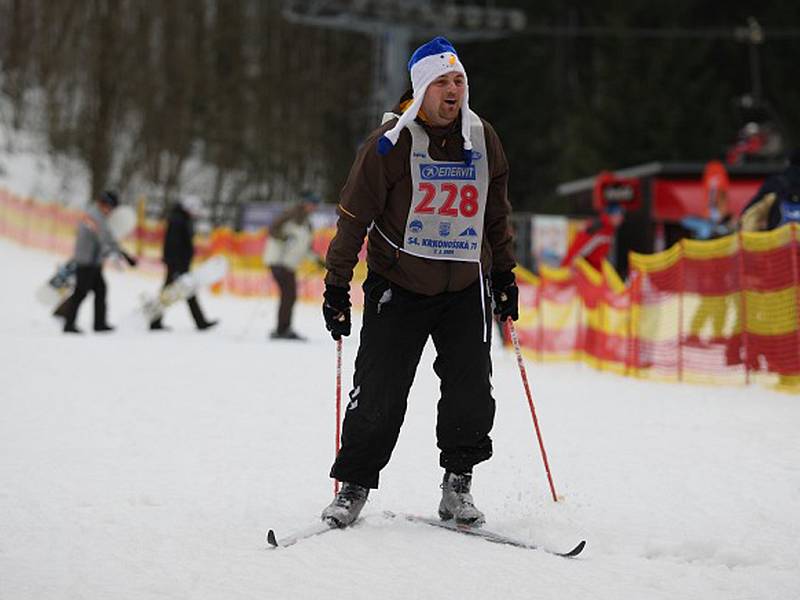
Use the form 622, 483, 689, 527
444, 98, 457, 107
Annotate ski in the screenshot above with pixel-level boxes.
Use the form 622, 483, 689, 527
268, 512, 585, 558
266, 520, 339, 548
384, 511, 586, 558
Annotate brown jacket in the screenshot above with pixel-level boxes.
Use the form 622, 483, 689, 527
325, 108, 515, 295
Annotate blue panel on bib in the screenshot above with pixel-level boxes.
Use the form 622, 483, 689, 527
419, 164, 476, 180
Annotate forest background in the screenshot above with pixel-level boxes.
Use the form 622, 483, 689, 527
1, 1, 798, 222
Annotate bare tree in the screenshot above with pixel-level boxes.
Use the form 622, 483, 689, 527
1, 1, 374, 218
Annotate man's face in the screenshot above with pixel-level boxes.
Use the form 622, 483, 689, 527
421, 71, 466, 127
98, 202, 114, 215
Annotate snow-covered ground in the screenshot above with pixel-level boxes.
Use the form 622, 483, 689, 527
0, 236, 798, 600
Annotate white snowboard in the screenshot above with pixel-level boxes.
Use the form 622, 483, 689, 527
140, 255, 230, 321
37, 205, 138, 308
106, 205, 137, 240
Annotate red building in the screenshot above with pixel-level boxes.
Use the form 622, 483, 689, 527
555, 161, 783, 278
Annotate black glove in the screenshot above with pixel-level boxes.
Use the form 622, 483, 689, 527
323, 284, 351, 340
120, 250, 138, 267
491, 270, 519, 322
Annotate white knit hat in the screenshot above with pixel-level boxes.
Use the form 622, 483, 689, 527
377, 36, 473, 165
180, 194, 203, 214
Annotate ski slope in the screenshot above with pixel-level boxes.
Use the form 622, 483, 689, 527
0, 237, 798, 600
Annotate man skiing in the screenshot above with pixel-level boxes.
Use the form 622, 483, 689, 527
58, 190, 136, 334
150, 195, 218, 331
320, 36, 517, 528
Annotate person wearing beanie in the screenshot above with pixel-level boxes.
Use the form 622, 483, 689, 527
740, 148, 800, 231
149, 196, 218, 331
320, 36, 517, 528
59, 190, 133, 333
263, 191, 322, 341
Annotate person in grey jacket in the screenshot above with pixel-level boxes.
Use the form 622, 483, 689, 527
60, 190, 134, 333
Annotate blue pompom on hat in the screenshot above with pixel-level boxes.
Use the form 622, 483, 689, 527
377, 36, 473, 165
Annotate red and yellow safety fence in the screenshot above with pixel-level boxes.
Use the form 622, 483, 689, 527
512, 226, 800, 391
513, 258, 632, 373
628, 227, 800, 391
1, 187, 797, 392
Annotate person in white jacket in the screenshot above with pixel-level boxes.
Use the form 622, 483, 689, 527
263, 191, 321, 340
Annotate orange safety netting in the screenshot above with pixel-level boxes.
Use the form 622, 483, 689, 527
2, 188, 797, 392
0, 188, 361, 302
629, 228, 800, 391
513, 259, 632, 374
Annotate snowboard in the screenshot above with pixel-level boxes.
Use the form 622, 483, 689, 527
37, 205, 138, 308
140, 255, 229, 321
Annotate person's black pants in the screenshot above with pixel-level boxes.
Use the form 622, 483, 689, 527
270, 265, 297, 334
150, 266, 209, 328
330, 272, 495, 489
62, 265, 108, 329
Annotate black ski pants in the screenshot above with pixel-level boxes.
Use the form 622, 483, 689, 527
62, 265, 108, 328
330, 272, 496, 489
270, 265, 297, 335
150, 266, 209, 328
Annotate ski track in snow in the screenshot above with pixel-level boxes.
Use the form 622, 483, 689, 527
0, 237, 798, 600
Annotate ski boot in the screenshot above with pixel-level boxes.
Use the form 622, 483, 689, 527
321, 482, 369, 528
438, 471, 485, 526
269, 329, 305, 341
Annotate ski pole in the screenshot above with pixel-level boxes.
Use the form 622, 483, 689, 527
334, 337, 342, 495
506, 319, 559, 502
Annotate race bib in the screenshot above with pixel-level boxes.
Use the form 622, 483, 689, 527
402, 112, 489, 262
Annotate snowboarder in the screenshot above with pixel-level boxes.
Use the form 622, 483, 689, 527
263, 190, 322, 340
58, 190, 137, 334
150, 195, 218, 331
320, 37, 517, 528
